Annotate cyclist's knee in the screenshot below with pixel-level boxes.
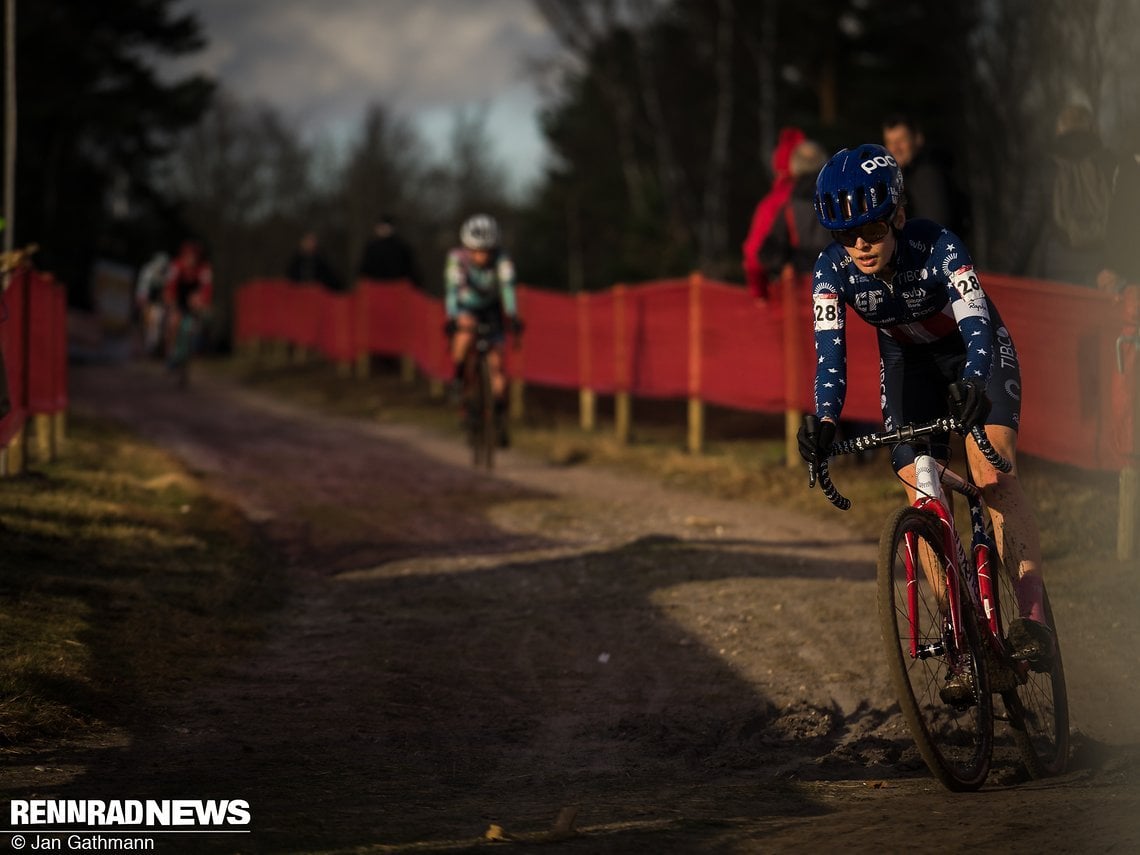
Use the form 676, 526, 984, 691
968, 425, 1019, 491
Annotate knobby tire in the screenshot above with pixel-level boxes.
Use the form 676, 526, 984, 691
991, 560, 1070, 778
877, 506, 994, 791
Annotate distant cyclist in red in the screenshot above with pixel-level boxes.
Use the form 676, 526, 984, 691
163, 239, 213, 374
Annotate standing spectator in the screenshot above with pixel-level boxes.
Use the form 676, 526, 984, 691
1097, 119, 1140, 294
741, 126, 805, 305
135, 250, 169, 357
1016, 103, 1118, 287
286, 230, 343, 292
881, 114, 963, 235
758, 139, 831, 280
763, 138, 877, 460
357, 215, 420, 286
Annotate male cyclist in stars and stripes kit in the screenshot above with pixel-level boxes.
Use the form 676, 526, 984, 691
795, 143, 1053, 667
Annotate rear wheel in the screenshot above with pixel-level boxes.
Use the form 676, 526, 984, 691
878, 506, 994, 791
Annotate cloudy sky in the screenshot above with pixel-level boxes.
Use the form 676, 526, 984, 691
173, 0, 562, 195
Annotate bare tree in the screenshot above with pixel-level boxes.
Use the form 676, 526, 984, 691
534, 0, 651, 217
341, 104, 425, 281
697, 0, 735, 270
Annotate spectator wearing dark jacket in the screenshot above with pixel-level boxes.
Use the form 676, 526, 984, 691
357, 215, 420, 286
286, 231, 343, 292
882, 114, 964, 237
1098, 120, 1140, 293
1015, 104, 1118, 287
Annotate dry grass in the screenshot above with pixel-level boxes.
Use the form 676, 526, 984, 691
0, 415, 282, 747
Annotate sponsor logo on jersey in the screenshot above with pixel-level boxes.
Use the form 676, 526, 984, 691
996, 325, 1019, 371
854, 289, 885, 315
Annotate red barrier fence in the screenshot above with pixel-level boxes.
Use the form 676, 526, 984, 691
236, 273, 1135, 472
1, 266, 69, 455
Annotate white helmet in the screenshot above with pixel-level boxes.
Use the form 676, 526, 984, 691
460, 214, 500, 250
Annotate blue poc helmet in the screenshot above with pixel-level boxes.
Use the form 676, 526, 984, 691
814, 144, 904, 230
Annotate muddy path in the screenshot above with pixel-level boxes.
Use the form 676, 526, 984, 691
5, 362, 1140, 853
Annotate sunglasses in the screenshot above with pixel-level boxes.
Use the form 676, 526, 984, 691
831, 220, 892, 247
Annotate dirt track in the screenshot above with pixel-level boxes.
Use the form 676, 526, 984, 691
6, 362, 1140, 853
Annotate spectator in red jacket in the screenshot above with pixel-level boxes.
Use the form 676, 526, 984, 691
741, 126, 806, 305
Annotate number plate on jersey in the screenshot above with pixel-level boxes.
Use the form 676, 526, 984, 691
813, 293, 843, 330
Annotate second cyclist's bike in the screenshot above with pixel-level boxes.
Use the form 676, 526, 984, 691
808, 416, 1069, 791
459, 322, 501, 469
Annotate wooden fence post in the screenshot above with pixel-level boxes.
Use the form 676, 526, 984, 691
688, 271, 704, 454
782, 265, 802, 468
578, 292, 595, 431
5, 426, 23, 475
32, 412, 53, 462
614, 284, 631, 444
354, 285, 371, 380
509, 289, 525, 421
1119, 294, 1140, 560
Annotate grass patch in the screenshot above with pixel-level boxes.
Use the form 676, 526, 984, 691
215, 353, 1122, 566
0, 415, 283, 747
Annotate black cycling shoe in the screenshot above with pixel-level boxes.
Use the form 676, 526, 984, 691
1007, 618, 1055, 672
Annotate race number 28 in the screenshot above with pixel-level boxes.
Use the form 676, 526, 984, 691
813, 293, 842, 331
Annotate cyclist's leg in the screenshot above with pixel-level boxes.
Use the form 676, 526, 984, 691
486, 344, 510, 447
881, 341, 962, 607
487, 345, 505, 400
164, 305, 183, 365
450, 313, 475, 397
963, 316, 1047, 629
965, 426, 1046, 624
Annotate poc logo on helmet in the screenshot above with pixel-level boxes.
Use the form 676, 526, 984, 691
861, 154, 897, 174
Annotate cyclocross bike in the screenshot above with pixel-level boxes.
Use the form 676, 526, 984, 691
460, 322, 501, 469
168, 311, 200, 389
806, 415, 1069, 791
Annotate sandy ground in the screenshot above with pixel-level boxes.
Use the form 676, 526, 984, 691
3, 361, 1139, 854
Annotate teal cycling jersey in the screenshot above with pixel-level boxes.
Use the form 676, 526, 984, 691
445, 249, 518, 317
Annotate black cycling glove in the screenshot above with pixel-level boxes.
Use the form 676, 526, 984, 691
508, 316, 525, 336
797, 414, 836, 466
947, 379, 991, 431
443, 318, 458, 337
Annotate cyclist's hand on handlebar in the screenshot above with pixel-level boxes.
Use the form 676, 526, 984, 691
947, 379, 991, 431
508, 315, 525, 336
443, 318, 458, 338
797, 414, 836, 466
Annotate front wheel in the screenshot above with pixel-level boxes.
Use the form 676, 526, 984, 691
878, 506, 994, 791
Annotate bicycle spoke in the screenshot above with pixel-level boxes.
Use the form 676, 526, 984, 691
878, 507, 993, 791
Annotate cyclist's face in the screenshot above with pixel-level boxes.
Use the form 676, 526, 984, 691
842, 210, 902, 275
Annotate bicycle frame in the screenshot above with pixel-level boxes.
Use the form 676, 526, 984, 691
905, 453, 1004, 665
